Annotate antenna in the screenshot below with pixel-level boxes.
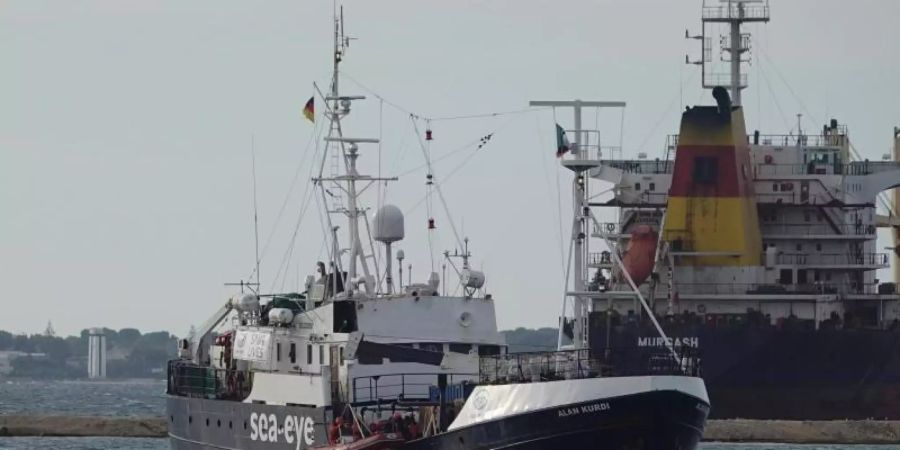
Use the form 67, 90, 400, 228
687, 0, 770, 106
251, 134, 261, 288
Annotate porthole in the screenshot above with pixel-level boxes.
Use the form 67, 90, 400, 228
170, 415, 174, 423
206, 418, 210, 427
229, 421, 233, 429
217, 419, 221, 427
188, 416, 193, 424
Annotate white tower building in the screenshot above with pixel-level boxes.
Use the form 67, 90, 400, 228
87, 327, 107, 379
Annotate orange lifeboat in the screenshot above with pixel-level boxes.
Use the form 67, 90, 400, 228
620, 225, 657, 285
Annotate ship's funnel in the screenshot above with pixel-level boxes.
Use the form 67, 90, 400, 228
662, 91, 762, 266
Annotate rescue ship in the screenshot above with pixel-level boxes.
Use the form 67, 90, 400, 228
166, 7, 708, 450
576, 0, 900, 419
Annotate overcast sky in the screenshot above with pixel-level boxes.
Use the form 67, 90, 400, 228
3, 1, 899, 337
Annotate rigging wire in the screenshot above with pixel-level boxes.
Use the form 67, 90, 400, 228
533, 114, 566, 275
251, 134, 261, 288
552, 108, 567, 275
341, 70, 549, 123
247, 115, 323, 282
409, 116, 465, 254
634, 68, 699, 156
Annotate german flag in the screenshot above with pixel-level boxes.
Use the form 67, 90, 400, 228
302, 96, 314, 123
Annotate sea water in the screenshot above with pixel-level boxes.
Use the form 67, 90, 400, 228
1, 380, 899, 450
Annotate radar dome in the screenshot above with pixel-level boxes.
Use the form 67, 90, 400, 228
373, 204, 405, 243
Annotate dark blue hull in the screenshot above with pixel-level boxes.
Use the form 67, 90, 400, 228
408, 390, 707, 450
168, 388, 707, 450
589, 312, 900, 419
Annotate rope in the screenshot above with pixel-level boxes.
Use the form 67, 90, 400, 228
341, 71, 548, 123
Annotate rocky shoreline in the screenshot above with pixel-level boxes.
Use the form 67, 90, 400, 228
2, 416, 900, 443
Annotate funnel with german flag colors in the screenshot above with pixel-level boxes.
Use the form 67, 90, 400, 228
662, 87, 762, 267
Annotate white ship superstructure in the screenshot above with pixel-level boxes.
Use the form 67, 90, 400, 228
564, 1, 900, 340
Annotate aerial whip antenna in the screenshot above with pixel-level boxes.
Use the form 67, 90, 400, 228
251, 134, 261, 288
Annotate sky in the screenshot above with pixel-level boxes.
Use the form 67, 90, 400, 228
2, 0, 899, 337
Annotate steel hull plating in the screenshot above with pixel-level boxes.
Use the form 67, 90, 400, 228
590, 315, 900, 419
409, 389, 707, 450
168, 388, 707, 450
167, 395, 328, 450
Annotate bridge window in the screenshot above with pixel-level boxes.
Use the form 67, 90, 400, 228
478, 345, 501, 356
779, 269, 793, 285
290, 343, 296, 364
319, 345, 324, 364
276, 343, 281, 362
307, 345, 313, 365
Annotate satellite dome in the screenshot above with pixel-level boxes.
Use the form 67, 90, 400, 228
373, 204, 405, 243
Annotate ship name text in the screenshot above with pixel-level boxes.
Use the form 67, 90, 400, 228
249, 412, 315, 448
558, 402, 610, 418
637, 336, 699, 348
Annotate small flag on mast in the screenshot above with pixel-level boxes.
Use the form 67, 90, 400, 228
555, 123, 571, 158
303, 97, 315, 123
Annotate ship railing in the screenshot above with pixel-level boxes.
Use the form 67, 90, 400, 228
704, 73, 749, 88
761, 223, 876, 236
691, 282, 879, 296
602, 159, 673, 175
673, 282, 879, 296
753, 134, 846, 148
775, 252, 889, 267
614, 191, 669, 206
478, 348, 700, 385
350, 372, 477, 407
667, 132, 849, 152
702, 3, 769, 21
588, 251, 613, 266
754, 161, 900, 177
167, 360, 252, 401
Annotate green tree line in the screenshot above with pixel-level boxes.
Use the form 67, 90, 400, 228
0, 328, 178, 379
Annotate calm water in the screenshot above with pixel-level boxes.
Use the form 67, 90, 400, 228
1, 380, 899, 449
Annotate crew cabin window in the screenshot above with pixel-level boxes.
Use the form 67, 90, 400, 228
478, 345, 501, 356
692, 156, 718, 184
420, 343, 442, 353
319, 345, 324, 364
333, 301, 358, 333
289, 343, 296, 364
307, 345, 313, 365
276, 343, 282, 362
449, 344, 472, 354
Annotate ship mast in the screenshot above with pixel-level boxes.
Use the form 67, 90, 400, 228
687, 0, 770, 106
529, 100, 625, 350
315, 7, 396, 296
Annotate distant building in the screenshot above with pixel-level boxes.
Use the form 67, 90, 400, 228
0, 351, 47, 376
87, 328, 107, 379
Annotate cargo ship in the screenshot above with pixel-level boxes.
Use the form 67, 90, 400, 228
563, 0, 900, 419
